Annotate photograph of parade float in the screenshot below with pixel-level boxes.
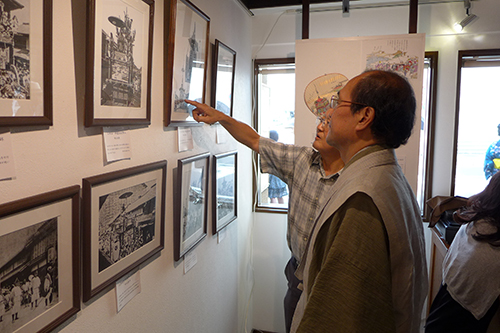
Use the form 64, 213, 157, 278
100, 6, 143, 107
0, 218, 58, 332
0, 0, 30, 100
98, 180, 157, 273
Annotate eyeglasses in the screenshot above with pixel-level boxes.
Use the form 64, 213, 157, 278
316, 116, 330, 127
330, 95, 370, 110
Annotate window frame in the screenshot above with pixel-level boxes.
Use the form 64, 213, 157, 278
253, 57, 295, 214
451, 48, 500, 197
420, 51, 438, 221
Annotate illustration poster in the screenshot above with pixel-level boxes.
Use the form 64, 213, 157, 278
295, 33, 425, 192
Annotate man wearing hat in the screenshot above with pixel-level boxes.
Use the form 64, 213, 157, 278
185, 74, 345, 332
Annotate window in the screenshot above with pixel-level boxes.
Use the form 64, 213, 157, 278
253, 58, 295, 212
418, 52, 438, 220
452, 49, 500, 198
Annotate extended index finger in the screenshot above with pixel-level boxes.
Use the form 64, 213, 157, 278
184, 99, 200, 106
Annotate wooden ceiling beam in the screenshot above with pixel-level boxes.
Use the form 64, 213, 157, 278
409, 0, 418, 33
242, 0, 341, 10
302, 0, 310, 39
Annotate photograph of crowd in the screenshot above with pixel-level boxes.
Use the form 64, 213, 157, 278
0, 0, 30, 100
100, 3, 144, 107
98, 179, 157, 272
0, 218, 58, 332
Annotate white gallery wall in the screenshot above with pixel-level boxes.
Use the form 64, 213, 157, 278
251, 0, 500, 332
0, 0, 255, 332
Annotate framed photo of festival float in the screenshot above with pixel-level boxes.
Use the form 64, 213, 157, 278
85, 0, 154, 127
164, 0, 210, 126
82, 161, 166, 301
210, 40, 236, 117
0, 0, 53, 127
0, 185, 80, 333
174, 153, 209, 260
212, 151, 237, 234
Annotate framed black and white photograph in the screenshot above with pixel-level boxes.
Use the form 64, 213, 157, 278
211, 40, 236, 117
82, 161, 166, 301
212, 151, 237, 233
0, 0, 53, 127
85, 0, 154, 127
174, 152, 209, 260
164, 0, 210, 126
0, 185, 80, 333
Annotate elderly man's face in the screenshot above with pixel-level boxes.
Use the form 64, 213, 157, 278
326, 75, 364, 150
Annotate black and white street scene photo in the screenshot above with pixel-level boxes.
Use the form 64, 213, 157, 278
100, 2, 144, 107
182, 166, 205, 241
216, 156, 235, 221
0, 218, 59, 332
0, 0, 30, 100
98, 180, 157, 272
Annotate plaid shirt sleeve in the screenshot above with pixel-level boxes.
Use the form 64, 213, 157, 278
259, 137, 338, 260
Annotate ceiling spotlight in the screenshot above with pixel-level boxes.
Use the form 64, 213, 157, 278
454, 0, 478, 32
454, 14, 478, 32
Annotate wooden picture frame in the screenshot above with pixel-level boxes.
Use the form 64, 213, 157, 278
212, 151, 237, 233
85, 0, 154, 127
82, 161, 166, 301
174, 152, 210, 260
0, 185, 80, 332
210, 40, 236, 117
0, 0, 53, 127
164, 0, 210, 127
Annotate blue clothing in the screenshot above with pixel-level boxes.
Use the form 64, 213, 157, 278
484, 140, 500, 179
268, 174, 288, 198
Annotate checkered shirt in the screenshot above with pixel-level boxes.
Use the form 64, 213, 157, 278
259, 137, 339, 262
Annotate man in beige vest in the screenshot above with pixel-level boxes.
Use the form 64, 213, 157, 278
291, 70, 428, 333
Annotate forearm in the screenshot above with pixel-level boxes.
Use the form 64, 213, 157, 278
186, 99, 261, 152
218, 114, 261, 152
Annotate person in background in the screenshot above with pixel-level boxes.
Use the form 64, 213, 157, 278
425, 171, 500, 332
0, 290, 5, 322
184, 98, 344, 333
291, 70, 428, 333
44, 268, 53, 307
31, 270, 41, 308
483, 123, 500, 180
10, 279, 22, 323
268, 130, 288, 204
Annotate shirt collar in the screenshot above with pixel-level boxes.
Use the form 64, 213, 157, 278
344, 144, 388, 170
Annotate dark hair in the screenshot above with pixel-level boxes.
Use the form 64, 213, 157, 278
454, 171, 500, 245
350, 70, 416, 148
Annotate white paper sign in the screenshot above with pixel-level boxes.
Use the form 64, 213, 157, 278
178, 127, 194, 152
103, 128, 132, 163
216, 125, 227, 144
116, 270, 141, 313
0, 131, 16, 180
184, 250, 197, 274
217, 228, 227, 243
397, 155, 407, 174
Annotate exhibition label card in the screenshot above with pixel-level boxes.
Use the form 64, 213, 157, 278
217, 228, 227, 243
0, 131, 15, 180
103, 128, 132, 163
116, 270, 141, 313
184, 250, 197, 274
178, 127, 194, 152
216, 125, 227, 144
397, 155, 407, 174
